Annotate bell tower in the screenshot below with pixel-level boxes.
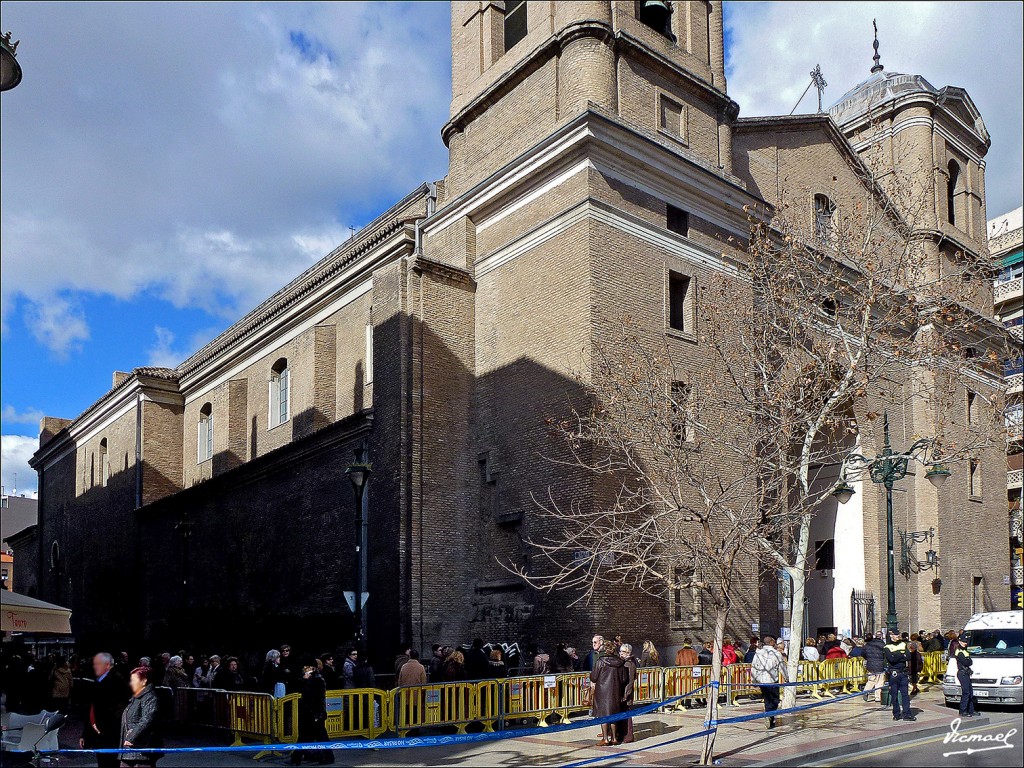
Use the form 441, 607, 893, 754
444, 1, 737, 198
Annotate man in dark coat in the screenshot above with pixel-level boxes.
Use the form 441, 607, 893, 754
464, 638, 490, 681
862, 631, 886, 703
81, 653, 130, 768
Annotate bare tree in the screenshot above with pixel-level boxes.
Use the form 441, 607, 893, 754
698, 139, 1010, 707
506, 136, 1009, 763
506, 323, 788, 764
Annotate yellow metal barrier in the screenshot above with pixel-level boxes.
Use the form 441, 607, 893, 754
846, 657, 867, 688
556, 672, 593, 722
632, 667, 664, 705
476, 680, 501, 732
794, 659, 820, 699
226, 691, 276, 747
920, 651, 944, 684
725, 663, 760, 706
502, 674, 561, 726
662, 665, 714, 710
324, 688, 389, 740
390, 681, 479, 736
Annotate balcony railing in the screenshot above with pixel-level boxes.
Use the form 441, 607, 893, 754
1010, 469, 1024, 489
994, 276, 1023, 305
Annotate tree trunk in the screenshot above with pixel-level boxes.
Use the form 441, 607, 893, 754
782, 517, 811, 709
700, 603, 728, 765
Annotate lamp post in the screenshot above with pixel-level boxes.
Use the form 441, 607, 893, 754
831, 412, 950, 634
346, 448, 371, 647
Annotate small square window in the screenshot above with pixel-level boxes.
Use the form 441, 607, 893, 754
668, 271, 692, 333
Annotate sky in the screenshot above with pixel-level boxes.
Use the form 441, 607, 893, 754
2, 1, 1022, 496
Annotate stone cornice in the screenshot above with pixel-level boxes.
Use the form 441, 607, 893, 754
442, 21, 736, 146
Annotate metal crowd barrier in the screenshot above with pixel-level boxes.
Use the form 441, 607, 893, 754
325, 688, 388, 739
920, 650, 945, 683
390, 681, 481, 736
556, 672, 594, 722
157, 657, 872, 749
662, 665, 713, 709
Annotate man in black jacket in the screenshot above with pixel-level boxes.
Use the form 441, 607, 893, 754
80, 653, 130, 768
883, 630, 914, 721
862, 631, 886, 703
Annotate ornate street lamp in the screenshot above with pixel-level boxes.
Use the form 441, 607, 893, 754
346, 447, 372, 646
831, 412, 949, 633
1, 31, 22, 92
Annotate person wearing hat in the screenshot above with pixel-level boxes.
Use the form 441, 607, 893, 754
883, 629, 915, 721
953, 637, 979, 718
862, 631, 886, 703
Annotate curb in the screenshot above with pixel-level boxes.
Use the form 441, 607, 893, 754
751, 716, 990, 766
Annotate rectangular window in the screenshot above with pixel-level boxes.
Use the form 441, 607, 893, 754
279, 369, 289, 425
971, 576, 983, 615
670, 381, 693, 445
667, 204, 689, 237
659, 94, 686, 143
668, 270, 692, 333
969, 458, 981, 497
670, 566, 702, 627
365, 324, 374, 385
966, 390, 977, 425
814, 539, 835, 570
198, 416, 213, 462
504, 0, 527, 52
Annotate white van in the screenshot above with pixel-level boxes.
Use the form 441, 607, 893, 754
942, 610, 1023, 707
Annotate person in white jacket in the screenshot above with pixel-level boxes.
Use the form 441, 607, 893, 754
751, 637, 788, 730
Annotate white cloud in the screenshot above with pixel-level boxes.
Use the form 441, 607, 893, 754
0, 1, 451, 344
23, 296, 90, 359
1, 405, 45, 426
1, 435, 38, 496
724, 1, 1023, 217
145, 325, 221, 369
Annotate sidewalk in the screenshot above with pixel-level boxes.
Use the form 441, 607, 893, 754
42, 687, 969, 767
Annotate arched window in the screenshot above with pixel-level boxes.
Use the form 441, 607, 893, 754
947, 160, 961, 226
269, 358, 290, 428
100, 438, 110, 487
198, 403, 213, 462
814, 194, 836, 243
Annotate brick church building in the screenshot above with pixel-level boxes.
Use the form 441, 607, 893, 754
19, 1, 1008, 660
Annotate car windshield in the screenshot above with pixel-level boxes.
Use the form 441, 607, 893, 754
963, 628, 1024, 657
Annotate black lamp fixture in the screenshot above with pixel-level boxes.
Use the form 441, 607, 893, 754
1, 31, 23, 92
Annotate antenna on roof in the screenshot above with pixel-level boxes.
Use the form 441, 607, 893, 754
789, 64, 828, 115
871, 19, 884, 74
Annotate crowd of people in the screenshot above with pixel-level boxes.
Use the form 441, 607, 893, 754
0, 625, 970, 762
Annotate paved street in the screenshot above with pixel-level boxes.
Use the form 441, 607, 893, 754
16, 687, 1021, 767
820, 711, 1024, 767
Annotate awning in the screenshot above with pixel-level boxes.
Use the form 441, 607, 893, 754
1, 590, 72, 634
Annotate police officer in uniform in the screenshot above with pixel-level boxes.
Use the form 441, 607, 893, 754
953, 637, 979, 718
883, 629, 915, 721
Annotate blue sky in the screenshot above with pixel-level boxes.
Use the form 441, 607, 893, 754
2, 1, 1022, 495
